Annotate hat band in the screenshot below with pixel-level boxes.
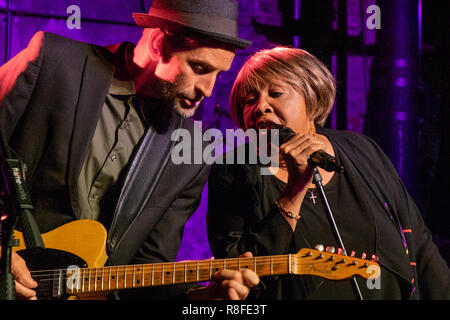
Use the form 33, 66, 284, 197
137, 7, 238, 38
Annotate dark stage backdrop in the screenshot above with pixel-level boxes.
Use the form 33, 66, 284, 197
1, 0, 448, 264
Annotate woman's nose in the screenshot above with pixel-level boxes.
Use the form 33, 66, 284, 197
254, 97, 272, 116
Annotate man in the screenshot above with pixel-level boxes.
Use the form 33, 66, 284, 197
0, 0, 259, 299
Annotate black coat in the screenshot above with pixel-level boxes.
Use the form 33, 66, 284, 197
207, 127, 450, 299
0, 32, 209, 274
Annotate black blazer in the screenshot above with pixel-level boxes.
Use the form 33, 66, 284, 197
0, 32, 209, 268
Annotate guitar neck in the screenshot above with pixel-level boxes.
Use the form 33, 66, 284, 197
67, 255, 291, 296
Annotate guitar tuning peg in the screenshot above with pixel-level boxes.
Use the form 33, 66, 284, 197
350, 250, 356, 257
325, 246, 335, 253
315, 244, 325, 252
371, 254, 378, 261
337, 248, 344, 255
361, 252, 367, 260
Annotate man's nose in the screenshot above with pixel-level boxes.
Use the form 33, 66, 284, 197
196, 75, 216, 98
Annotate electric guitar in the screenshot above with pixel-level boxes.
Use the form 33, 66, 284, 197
13, 220, 380, 300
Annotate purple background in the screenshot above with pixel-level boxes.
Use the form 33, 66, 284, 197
1, 0, 449, 264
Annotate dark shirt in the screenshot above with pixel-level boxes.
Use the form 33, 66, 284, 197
260, 148, 403, 299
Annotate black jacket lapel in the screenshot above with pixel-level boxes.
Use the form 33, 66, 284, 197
107, 108, 184, 255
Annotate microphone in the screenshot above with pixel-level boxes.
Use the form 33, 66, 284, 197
261, 123, 344, 173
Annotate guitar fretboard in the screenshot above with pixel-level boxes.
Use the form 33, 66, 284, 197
66, 255, 292, 295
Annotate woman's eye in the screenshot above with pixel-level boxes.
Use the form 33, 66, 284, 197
244, 98, 257, 106
269, 91, 283, 98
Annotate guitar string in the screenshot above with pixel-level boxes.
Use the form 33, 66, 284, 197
27, 258, 296, 283
27, 256, 293, 276
28, 255, 363, 284
30, 263, 293, 283
29, 261, 361, 284
28, 255, 359, 279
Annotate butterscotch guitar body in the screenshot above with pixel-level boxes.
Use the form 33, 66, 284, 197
13, 220, 109, 300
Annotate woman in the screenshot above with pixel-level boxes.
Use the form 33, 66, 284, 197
206, 46, 450, 299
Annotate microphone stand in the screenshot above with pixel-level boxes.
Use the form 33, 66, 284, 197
0, 136, 39, 300
310, 165, 364, 300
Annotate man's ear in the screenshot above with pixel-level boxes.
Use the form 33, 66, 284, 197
147, 28, 165, 61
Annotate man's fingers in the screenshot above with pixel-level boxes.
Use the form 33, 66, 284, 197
15, 281, 37, 300
240, 268, 260, 288
238, 251, 253, 258
11, 252, 37, 288
221, 279, 249, 300
227, 287, 242, 300
214, 269, 243, 281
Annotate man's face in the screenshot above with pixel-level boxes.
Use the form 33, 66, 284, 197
154, 46, 235, 118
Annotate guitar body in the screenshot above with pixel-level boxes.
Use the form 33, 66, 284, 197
13, 220, 109, 300
16, 248, 88, 299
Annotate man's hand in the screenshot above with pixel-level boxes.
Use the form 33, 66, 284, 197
187, 252, 260, 300
0, 248, 38, 299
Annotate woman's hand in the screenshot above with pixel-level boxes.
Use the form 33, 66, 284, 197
279, 133, 325, 195
274, 133, 328, 230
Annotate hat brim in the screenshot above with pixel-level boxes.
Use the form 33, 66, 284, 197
132, 13, 251, 49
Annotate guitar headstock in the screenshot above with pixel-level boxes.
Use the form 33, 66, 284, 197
294, 246, 380, 280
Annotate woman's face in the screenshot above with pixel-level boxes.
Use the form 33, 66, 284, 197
241, 79, 314, 134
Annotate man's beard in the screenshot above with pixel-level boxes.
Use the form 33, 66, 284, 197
156, 77, 200, 119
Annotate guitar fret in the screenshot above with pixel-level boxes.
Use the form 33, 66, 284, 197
95, 268, 98, 291
161, 264, 164, 285
81, 268, 85, 293
89, 268, 92, 292
288, 254, 292, 274
172, 263, 175, 284
151, 264, 154, 287
123, 267, 127, 289
270, 256, 273, 275
142, 265, 145, 287
108, 267, 111, 291
116, 267, 119, 289
196, 261, 199, 282
184, 262, 187, 283
132, 265, 136, 288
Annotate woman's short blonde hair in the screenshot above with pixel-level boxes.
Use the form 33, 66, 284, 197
229, 46, 336, 128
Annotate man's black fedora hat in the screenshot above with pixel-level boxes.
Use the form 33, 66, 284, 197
132, 0, 251, 49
